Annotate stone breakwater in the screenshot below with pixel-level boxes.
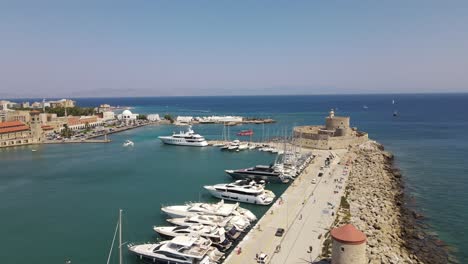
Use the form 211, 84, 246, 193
328, 141, 453, 263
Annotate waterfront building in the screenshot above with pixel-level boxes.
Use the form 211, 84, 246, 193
331, 224, 367, 264
196, 115, 243, 123
101, 111, 115, 121
293, 110, 368, 150
147, 114, 160, 121
66, 116, 103, 131
0, 121, 32, 147
117, 110, 138, 124
0, 110, 44, 147
176, 116, 194, 124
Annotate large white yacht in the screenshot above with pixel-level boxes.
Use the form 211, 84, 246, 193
167, 214, 250, 232
128, 236, 224, 264
153, 225, 232, 251
161, 200, 257, 222
158, 126, 208, 147
204, 180, 275, 205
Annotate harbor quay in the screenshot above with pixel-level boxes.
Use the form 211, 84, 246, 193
224, 148, 350, 264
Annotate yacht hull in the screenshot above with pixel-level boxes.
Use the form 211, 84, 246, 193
204, 186, 274, 205
159, 137, 208, 147
225, 170, 288, 184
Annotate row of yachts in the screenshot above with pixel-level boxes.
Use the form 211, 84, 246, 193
124, 126, 315, 263
127, 153, 314, 264
128, 200, 256, 263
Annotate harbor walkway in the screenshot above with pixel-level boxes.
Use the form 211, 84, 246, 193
224, 148, 350, 264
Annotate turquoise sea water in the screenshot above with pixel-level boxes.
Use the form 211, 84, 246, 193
1, 94, 467, 263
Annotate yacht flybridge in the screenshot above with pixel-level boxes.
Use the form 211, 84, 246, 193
204, 180, 275, 205
158, 126, 208, 147
128, 236, 224, 264
161, 200, 257, 222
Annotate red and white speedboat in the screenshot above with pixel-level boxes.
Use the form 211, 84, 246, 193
237, 129, 253, 136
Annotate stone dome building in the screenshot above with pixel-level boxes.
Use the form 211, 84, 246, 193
117, 109, 138, 124
331, 224, 367, 264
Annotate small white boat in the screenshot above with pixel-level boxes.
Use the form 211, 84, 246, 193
238, 144, 248, 151
248, 145, 256, 150
31, 149, 37, 152
123, 140, 134, 147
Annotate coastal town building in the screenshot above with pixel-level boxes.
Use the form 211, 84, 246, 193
48, 99, 75, 108
293, 110, 368, 150
2, 110, 31, 124
0, 121, 32, 147
117, 109, 138, 124
66, 116, 103, 131
331, 224, 367, 264
0, 111, 44, 148
147, 114, 161, 121
39, 113, 58, 124
0, 100, 18, 110
176, 116, 193, 124
101, 111, 115, 121
195, 115, 243, 123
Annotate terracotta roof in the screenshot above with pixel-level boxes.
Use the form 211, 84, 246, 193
0, 121, 25, 128
331, 224, 366, 245
0, 125, 30, 134
41, 125, 54, 130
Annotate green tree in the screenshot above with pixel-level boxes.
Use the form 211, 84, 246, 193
164, 114, 174, 123
61, 124, 73, 138
137, 114, 147, 120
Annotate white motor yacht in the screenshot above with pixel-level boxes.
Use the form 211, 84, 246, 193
167, 214, 250, 232
123, 140, 134, 147
158, 126, 208, 147
153, 225, 232, 251
161, 200, 256, 222
128, 236, 224, 264
204, 180, 275, 205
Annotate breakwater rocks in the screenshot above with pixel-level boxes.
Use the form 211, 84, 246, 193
331, 141, 453, 263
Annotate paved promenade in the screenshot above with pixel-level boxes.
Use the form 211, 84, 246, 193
224, 149, 351, 264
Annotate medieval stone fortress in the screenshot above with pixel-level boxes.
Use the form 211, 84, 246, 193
294, 109, 368, 150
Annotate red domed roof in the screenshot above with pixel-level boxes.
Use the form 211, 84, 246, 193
331, 224, 366, 245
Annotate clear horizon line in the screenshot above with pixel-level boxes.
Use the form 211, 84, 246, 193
3, 91, 468, 100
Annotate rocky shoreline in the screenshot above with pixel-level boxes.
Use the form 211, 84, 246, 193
324, 141, 454, 263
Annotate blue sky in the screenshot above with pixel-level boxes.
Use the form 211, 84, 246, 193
1, 0, 467, 98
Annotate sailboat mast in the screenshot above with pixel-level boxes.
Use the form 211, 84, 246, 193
119, 209, 122, 264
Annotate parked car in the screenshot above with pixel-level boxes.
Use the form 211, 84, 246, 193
275, 228, 285, 237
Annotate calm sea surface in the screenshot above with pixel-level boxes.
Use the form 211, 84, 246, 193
1, 94, 467, 263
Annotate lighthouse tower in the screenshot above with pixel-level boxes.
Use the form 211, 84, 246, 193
331, 224, 367, 264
